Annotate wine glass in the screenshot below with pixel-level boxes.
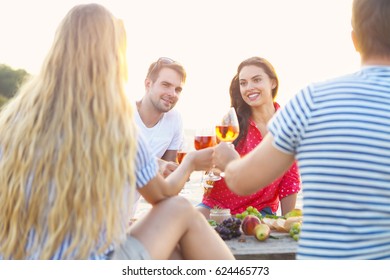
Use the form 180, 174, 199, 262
215, 107, 240, 177
177, 139, 191, 194
194, 127, 220, 182
176, 141, 188, 165
202, 173, 215, 193
215, 107, 240, 144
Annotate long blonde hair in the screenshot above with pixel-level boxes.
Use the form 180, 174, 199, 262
0, 4, 137, 259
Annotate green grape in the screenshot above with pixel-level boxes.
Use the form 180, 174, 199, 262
290, 227, 300, 236
246, 206, 254, 212
291, 222, 301, 231
289, 222, 301, 238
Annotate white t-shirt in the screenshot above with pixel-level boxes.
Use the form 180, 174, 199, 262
134, 107, 184, 158
132, 105, 184, 218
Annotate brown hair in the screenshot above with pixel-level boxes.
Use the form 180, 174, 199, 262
352, 0, 390, 59
230, 57, 279, 146
146, 57, 186, 83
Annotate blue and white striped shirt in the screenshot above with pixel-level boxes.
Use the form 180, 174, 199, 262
0, 133, 158, 259
269, 66, 390, 259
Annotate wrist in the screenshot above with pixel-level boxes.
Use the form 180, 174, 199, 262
184, 151, 197, 171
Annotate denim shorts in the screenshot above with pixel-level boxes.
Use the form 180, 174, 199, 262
196, 202, 211, 209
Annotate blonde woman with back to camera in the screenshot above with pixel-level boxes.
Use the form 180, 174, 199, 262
0, 3, 234, 260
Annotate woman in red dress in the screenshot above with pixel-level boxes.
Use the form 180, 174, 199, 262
197, 57, 301, 218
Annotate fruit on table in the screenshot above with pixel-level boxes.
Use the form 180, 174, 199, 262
290, 222, 301, 234
214, 217, 242, 240
235, 206, 262, 220
236, 207, 303, 233
241, 215, 261, 235
289, 221, 302, 241
254, 224, 271, 241
284, 216, 303, 231
284, 208, 302, 219
208, 219, 217, 227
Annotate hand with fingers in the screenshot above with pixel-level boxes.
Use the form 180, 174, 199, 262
213, 142, 240, 172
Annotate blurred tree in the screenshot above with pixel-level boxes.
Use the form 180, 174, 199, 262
0, 64, 30, 99
0, 94, 8, 108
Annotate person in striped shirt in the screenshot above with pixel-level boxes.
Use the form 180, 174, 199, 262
214, 0, 390, 259
0, 3, 234, 260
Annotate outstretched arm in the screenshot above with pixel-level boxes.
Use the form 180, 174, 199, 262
216, 134, 295, 196
139, 147, 213, 205
157, 158, 178, 178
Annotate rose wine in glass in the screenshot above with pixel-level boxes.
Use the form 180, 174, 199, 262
177, 138, 191, 164
178, 149, 189, 194
215, 107, 240, 178
177, 139, 191, 194
215, 125, 239, 143
194, 128, 220, 182
176, 151, 187, 164
194, 135, 216, 150
216, 107, 240, 144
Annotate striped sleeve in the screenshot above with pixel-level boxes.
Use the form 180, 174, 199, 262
135, 133, 158, 188
268, 86, 313, 154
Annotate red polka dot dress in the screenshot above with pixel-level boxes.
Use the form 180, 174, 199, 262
202, 103, 301, 215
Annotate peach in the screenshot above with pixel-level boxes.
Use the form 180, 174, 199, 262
241, 215, 261, 235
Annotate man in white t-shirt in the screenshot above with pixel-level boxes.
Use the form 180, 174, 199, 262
132, 58, 187, 217
135, 57, 186, 176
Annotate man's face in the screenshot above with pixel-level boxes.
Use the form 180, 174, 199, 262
145, 68, 184, 113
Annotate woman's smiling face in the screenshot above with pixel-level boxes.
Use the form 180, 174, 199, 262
238, 65, 276, 107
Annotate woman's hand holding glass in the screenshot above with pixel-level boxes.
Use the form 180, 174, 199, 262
176, 147, 214, 194
213, 142, 240, 172
184, 147, 214, 171
158, 159, 179, 178
176, 136, 214, 172
194, 127, 221, 182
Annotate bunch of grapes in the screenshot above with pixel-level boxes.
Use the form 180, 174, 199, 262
235, 206, 262, 220
289, 222, 301, 241
214, 217, 242, 240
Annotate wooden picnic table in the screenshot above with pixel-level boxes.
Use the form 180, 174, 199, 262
224, 232, 298, 260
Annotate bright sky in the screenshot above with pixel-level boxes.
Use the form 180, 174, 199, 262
0, 0, 359, 129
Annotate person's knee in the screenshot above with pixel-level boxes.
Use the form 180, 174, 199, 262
163, 196, 194, 215
174, 195, 193, 210
156, 196, 206, 227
